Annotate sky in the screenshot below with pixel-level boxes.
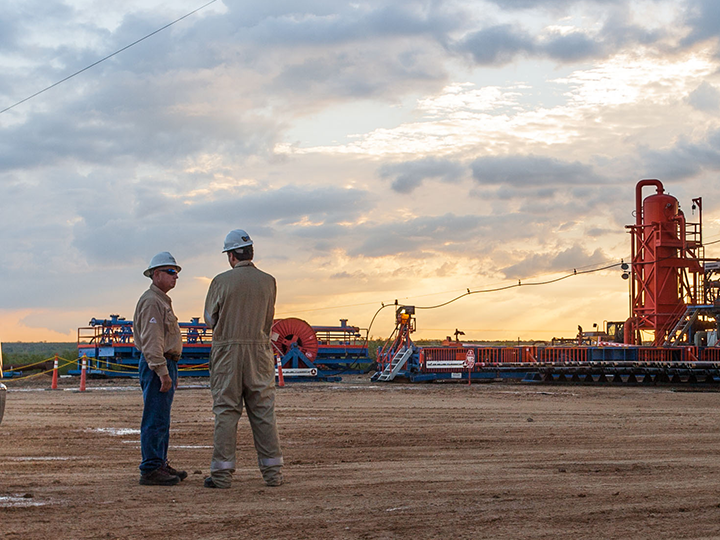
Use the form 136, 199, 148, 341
3, 0, 720, 343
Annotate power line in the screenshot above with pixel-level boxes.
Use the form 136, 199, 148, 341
0, 0, 218, 115
277, 258, 628, 320
361, 259, 627, 339
414, 261, 624, 310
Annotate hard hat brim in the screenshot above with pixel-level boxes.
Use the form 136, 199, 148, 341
144, 265, 182, 278
221, 242, 253, 253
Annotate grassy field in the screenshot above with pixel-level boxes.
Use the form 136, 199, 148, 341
2, 342, 77, 370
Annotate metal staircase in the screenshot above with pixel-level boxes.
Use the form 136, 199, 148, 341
376, 347, 413, 382
663, 305, 714, 346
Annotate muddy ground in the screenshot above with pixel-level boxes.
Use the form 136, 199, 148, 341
2, 376, 720, 539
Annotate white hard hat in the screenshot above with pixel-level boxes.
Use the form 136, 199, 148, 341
144, 252, 181, 278
222, 229, 253, 252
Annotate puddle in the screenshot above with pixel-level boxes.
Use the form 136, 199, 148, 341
0, 496, 52, 507
329, 385, 382, 390
67, 386, 138, 392
496, 391, 579, 397
88, 427, 141, 436
385, 506, 412, 512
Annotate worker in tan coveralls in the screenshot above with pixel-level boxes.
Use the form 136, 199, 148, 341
134, 251, 188, 486
203, 229, 283, 488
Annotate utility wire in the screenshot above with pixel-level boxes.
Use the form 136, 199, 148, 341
278, 258, 630, 318
361, 260, 626, 341
414, 261, 625, 310
0, 0, 218, 115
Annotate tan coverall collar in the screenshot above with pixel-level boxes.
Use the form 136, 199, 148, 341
232, 260, 255, 269
149, 282, 172, 302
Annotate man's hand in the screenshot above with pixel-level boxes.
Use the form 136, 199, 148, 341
159, 373, 173, 393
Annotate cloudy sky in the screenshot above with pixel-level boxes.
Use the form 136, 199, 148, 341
3, 0, 720, 342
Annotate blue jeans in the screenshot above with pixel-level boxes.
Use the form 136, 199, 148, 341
139, 355, 178, 473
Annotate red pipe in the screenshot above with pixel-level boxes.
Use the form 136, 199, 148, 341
635, 179, 664, 226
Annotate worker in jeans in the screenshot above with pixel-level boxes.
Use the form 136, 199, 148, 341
134, 252, 187, 486
203, 229, 283, 488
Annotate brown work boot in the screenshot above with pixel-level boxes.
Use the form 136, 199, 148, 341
264, 472, 284, 487
162, 462, 188, 481
139, 467, 180, 486
204, 476, 230, 489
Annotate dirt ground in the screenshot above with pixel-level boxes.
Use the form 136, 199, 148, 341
2, 376, 720, 539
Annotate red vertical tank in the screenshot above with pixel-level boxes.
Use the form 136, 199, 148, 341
628, 179, 685, 344
642, 186, 683, 320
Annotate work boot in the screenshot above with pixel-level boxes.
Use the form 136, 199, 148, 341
264, 472, 284, 487
139, 467, 180, 486
162, 462, 188, 481
204, 476, 229, 489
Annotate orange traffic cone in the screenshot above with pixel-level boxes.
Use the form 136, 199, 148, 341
51, 354, 59, 390
276, 357, 285, 388
79, 355, 87, 392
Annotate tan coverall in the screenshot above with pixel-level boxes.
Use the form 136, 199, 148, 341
204, 260, 283, 487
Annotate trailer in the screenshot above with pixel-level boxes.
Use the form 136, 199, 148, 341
372, 305, 720, 384
75, 315, 372, 381
75, 315, 211, 377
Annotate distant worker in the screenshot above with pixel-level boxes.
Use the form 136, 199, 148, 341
134, 252, 187, 486
203, 229, 283, 488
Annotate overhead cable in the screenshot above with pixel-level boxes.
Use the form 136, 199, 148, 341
363, 259, 626, 340
414, 261, 625, 310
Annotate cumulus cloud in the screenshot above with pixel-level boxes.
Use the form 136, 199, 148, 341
455, 24, 536, 65
379, 157, 465, 193
500, 245, 610, 279
640, 130, 720, 180
225, 2, 464, 46
541, 32, 604, 62
346, 213, 490, 258
471, 155, 599, 187
682, 0, 720, 48
68, 183, 376, 265
687, 82, 720, 113
453, 2, 673, 66
487, 0, 626, 8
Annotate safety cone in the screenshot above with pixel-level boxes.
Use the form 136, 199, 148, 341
51, 354, 59, 390
79, 355, 87, 392
276, 357, 285, 388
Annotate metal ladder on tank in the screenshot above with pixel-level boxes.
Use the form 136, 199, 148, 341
376, 346, 413, 382
663, 305, 713, 346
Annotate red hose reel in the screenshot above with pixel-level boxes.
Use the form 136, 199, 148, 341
271, 317, 319, 362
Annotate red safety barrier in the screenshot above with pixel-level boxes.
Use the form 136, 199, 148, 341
538, 347, 588, 363
51, 354, 59, 390
638, 348, 674, 362
501, 348, 522, 363
700, 347, 720, 362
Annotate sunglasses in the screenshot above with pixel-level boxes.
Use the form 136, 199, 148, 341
160, 268, 179, 276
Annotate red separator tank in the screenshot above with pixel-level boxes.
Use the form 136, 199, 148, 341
625, 179, 704, 345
